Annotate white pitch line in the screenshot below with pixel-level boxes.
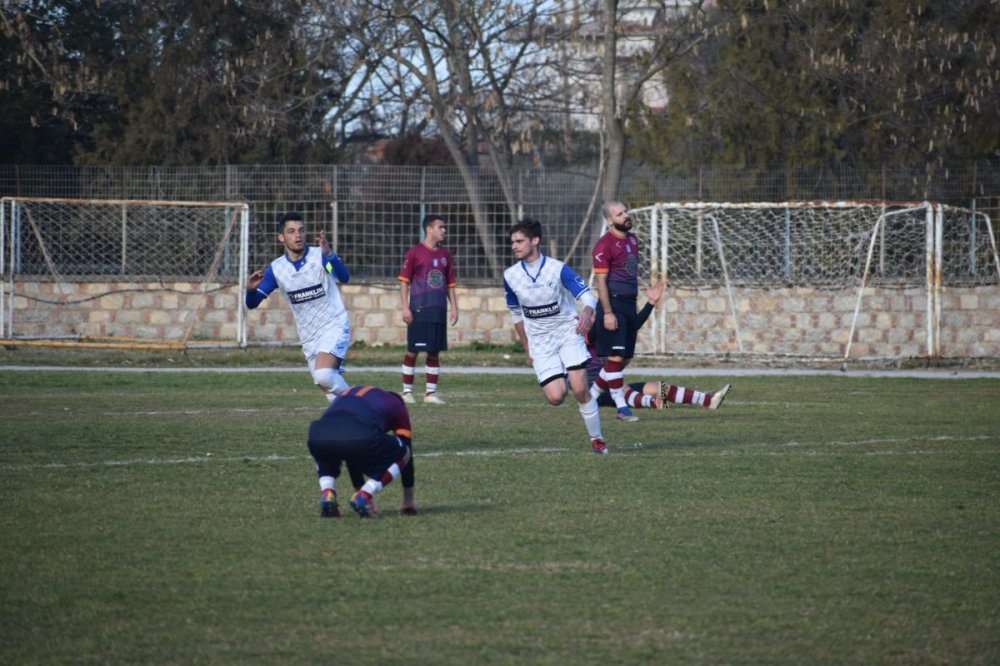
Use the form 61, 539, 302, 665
782, 434, 994, 447
0, 435, 994, 472
0, 453, 301, 470
4, 364, 1000, 379
420, 447, 569, 458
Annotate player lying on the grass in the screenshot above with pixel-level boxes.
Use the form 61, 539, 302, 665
587, 280, 731, 413
307, 385, 418, 518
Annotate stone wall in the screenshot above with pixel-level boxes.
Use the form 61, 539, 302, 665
6, 280, 999, 358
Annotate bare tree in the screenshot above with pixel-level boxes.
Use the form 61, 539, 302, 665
596, 0, 709, 200
315, 0, 558, 277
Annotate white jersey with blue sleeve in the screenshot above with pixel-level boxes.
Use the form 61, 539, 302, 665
258, 246, 350, 353
503, 255, 596, 355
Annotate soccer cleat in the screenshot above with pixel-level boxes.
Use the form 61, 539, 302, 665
423, 392, 445, 404
590, 437, 609, 455
401, 391, 416, 404
616, 406, 638, 422
349, 490, 374, 518
709, 384, 731, 410
319, 489, 340, 518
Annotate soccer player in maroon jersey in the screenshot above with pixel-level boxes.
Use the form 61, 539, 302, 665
592, 201, 643, 422
307, 385, 418, 518
398, 214, 459, 404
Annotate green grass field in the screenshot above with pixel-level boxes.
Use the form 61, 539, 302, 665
1, 365, 998, 664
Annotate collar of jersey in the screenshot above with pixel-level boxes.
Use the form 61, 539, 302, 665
283, 252, 308, 271
519, 255, 546, 283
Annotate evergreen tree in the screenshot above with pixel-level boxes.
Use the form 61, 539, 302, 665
630, 0, 1000, 169
2, 1, 347, 165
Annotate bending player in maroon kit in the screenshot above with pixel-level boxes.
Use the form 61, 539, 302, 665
307, 385, 418, 518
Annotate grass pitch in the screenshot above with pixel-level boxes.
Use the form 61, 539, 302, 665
1, 366, 998, 664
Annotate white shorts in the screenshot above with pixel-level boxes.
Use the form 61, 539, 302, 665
531, 333, 589, 386
304, 326, 351, 373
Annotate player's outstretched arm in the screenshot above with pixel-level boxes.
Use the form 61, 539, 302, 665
245, 268, 272, 309
645, 280, 664, 305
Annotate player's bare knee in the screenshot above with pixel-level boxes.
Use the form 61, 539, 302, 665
546, 393, 566, 406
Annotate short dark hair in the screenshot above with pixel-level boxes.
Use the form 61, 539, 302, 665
509, 217, 542, 243
278, 211, 304, 233
422, 214, 444, 231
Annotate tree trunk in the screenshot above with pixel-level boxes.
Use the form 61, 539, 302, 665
600, 0, 625, 202
433, 105, 503, 278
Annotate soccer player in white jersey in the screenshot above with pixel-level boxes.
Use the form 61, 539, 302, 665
246, 212, 351, 402
503, 218, 608, 455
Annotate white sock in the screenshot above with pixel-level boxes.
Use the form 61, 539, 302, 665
361, 479, 383, 497
578, 397, 603, 440
330, 371, 349, 395
319, 475, 335, 492
589, 382, 603, 401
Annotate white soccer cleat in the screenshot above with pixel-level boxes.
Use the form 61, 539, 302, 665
401, 391, 416, 404
423, 392, 445, 404
709, 384, 731, 410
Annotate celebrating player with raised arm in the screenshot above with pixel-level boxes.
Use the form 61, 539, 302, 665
245, 212, 351, 402
503, 218, 609, 455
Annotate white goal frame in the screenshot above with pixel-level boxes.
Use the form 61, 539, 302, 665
1, 197, 251, 349
631, 201, 1000, 360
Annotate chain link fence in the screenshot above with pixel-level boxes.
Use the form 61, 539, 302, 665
2, 162, 998, 284
629, 202, 1000, 289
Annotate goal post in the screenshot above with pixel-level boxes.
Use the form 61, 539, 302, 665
1, 197, 250, 349
629, 201, 999, 360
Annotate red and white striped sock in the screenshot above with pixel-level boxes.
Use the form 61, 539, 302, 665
600, 360, 627, 409
401, 353, 416, 393
663, 384, 708, 407
624, 387, 655, 408
425, 355, 440, 394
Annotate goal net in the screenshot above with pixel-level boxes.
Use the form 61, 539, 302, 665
1, 197, 250, 349
629, 201, 999, 359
